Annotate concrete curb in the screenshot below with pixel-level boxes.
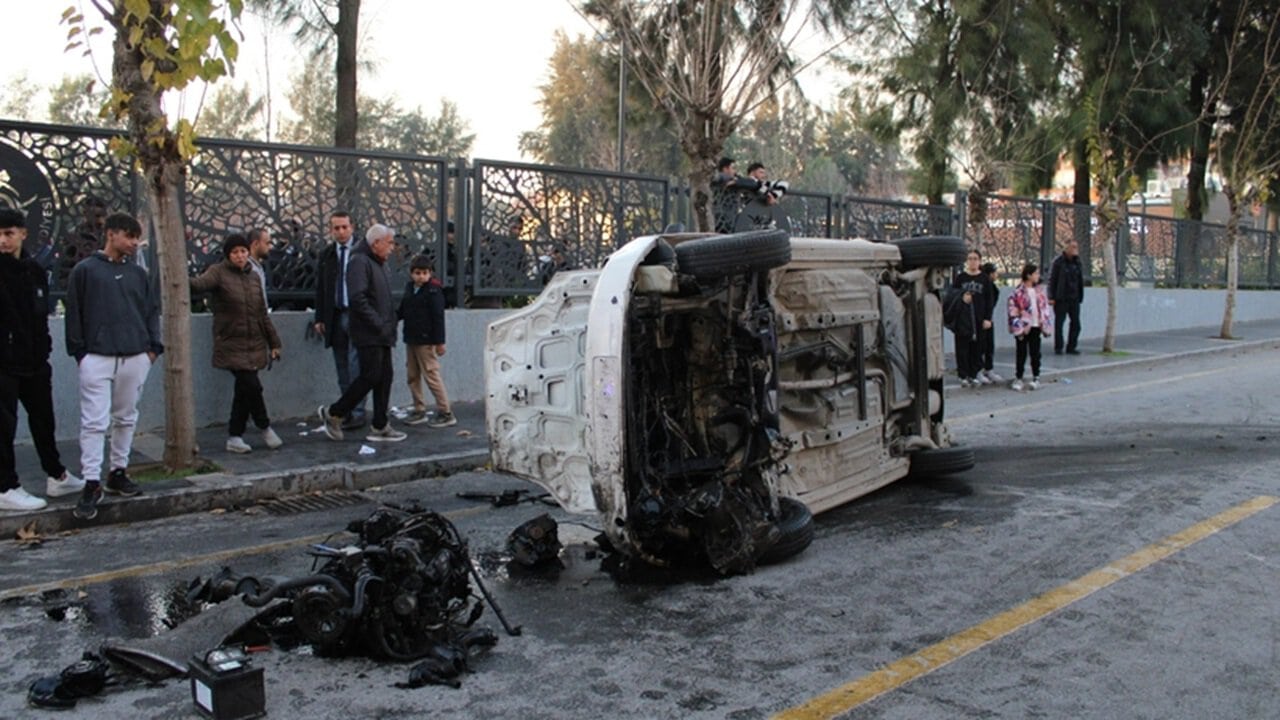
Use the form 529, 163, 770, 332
0, 448, 491, 538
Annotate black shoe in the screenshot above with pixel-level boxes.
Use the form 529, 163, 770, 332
74, 483, 103, 520
104, 468, 141, 497
1066, 348, 1081, 355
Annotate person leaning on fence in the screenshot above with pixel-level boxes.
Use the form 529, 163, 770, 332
1007, 263, 1054, 392
0, 208, 84, 512
1049, 240, 1084, 355
398, 255, 456, 429
318, 224, 406, 443
65, 212, 162, 521
189, 234, 284, 455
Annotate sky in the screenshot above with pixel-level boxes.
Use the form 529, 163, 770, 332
1, 1, 845, 161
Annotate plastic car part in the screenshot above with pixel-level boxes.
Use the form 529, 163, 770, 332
506, 514, 562, 567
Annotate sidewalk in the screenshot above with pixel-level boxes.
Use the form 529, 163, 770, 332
950, 317, 1280, 387
2, 402, 491, 537
4, 319, 1279, 537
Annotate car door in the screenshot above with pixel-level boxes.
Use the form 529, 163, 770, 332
485, 270, 598, 513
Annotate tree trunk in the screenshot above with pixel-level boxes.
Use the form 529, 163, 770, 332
1072, 139, 1090, 205
149, 164, 198, 468
1093, 189, 1121, 353
334, 0, 360, 208
1220, 187, 1240, 339
689, 161, 715, 233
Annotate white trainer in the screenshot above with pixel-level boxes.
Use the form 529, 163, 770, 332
46, 471, 85, 498
262, 427, 283, 450
976, 372, 993, 385
1011, 379, 1024, 392
226, 436, 253, 454
0, 487, 48, 511
1029, 377, 1041, 391
986, 370, 1005, 383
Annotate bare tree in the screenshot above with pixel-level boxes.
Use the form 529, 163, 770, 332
583, 0, 868, 231
1206, 1, 1280, 338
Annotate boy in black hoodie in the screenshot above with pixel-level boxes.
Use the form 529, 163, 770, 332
0, 209, 83, 511
398, 255, 454, 428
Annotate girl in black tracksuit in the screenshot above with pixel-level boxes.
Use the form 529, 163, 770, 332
946, 249, 995, 387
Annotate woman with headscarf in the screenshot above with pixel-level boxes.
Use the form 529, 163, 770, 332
190, 234, 283, 452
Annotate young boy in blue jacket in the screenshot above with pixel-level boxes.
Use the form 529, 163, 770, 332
398, 255, 454, 427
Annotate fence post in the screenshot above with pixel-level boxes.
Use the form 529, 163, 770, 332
1269, 230, 1278, 289
953, 190, 967, 240
1116, 206, 1131, 283
1040, 200, 1056, 271
452, 158, 469, 309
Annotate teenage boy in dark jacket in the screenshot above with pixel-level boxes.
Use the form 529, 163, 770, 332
65, 212, 162, 520
946, 249, 995, 387
398, 255, 454, 428
0, 209, 83, 511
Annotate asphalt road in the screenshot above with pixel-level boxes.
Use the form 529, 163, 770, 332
1, 345, 1277, 719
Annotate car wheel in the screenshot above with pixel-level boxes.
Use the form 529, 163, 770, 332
907, 446, 976, 478
891, 236, 968, 270
674, 229, 791, 278
757, 497, 815, 565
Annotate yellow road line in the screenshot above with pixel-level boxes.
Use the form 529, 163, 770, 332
774, 495, 1278, 720
0, 504, 489, 603
949, 367, 1228, 424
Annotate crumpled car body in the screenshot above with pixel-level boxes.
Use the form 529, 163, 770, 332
486, 230, 971, 572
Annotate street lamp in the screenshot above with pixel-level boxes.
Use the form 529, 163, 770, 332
617, 32, 626, 174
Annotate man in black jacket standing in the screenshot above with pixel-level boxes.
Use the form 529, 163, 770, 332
313, 211, 367, 429
318, 224, 405, 443
1049, 240, 1084, 355
0, 209, 84, 511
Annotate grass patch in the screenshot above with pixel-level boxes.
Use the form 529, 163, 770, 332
129, 460, 222, 483
1099, 349, 1132, 357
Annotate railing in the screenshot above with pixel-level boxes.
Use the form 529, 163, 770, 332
2, 119, 1276, 305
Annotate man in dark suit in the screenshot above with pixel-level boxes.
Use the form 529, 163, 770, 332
312, 211, 367, 428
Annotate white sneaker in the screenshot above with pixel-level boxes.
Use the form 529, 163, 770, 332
976, 372, 993, 385
0, 487, 48, 511
986, 370, 1004, 383
1029, 377, 1041, 391
958, 378, 971, 388
46, 471, 85, 498
226, 436, 252, 454
262, 427, 283, 449
367, 425, 408, 443
1011, 379, 1024, 392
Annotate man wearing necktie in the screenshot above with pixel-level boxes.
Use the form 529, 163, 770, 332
312, 211, 367, 428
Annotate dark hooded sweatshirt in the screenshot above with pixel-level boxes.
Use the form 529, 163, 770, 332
65, 251, 163, 362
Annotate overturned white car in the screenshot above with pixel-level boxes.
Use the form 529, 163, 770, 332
486, 230, 972, 574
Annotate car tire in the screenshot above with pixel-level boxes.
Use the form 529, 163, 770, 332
891, 236, 969, 270
907, 446, 976, 478
674, 229, 791, 278
757, 497, 815, 565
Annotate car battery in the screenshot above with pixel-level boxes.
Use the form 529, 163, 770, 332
189, 647, 266, 720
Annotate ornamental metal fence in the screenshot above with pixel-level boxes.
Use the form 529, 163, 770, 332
1, 119, 1276, 307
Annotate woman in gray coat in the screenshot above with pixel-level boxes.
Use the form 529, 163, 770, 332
190, 234, 283, 453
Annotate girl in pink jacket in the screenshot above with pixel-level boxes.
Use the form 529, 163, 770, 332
1007, 263, 1054, 391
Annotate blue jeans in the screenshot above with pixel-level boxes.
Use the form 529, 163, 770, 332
331, 312, 367, 419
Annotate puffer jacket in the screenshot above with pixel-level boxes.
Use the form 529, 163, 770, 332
1007, 283, 1055, 338
190, 259, 281, 371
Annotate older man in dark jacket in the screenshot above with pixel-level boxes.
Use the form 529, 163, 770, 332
1049, 240, 1084, 355
318, 224, 405, 443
